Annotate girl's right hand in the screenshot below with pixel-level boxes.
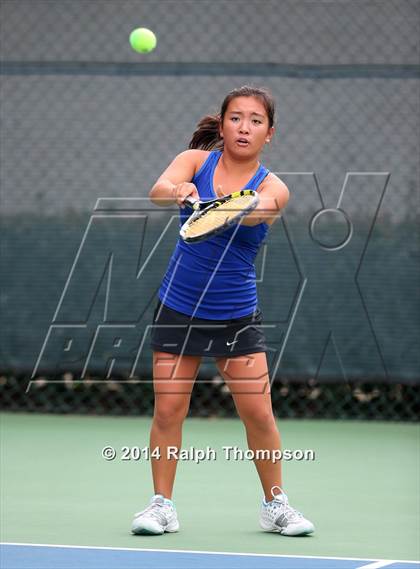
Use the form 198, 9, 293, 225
173, 182, 199, 207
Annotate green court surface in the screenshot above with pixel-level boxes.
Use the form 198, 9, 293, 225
1, 413, 419, 562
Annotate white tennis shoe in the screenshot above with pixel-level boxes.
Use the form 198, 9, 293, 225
131, 494, 180, 535
259, 486, 315, 536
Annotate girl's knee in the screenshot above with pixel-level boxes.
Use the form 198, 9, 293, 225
153, 402, 189, 429
241, 408, 277, 431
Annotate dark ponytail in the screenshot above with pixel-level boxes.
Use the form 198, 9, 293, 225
188, 85, 275, 151
188, 114, 223, 151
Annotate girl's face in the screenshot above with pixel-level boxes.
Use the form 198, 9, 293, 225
220, 96, 274, 156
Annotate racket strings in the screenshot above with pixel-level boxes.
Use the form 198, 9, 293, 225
184, 195, 255, 238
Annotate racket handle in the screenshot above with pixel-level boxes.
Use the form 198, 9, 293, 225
183, 196, 198, 209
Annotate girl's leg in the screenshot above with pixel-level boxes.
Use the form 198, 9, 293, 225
215, 352, 282, 501
150, 351, 201, 499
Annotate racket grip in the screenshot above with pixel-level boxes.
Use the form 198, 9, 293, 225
183, 197, 198, 209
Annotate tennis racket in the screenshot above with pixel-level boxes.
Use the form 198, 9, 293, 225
179, 189, 259, 243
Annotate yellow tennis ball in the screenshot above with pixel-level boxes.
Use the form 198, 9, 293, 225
129, 28, 157, 54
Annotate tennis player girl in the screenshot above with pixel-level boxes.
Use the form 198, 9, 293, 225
132, 86, 314, 536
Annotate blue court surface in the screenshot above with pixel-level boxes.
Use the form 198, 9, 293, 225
1, 544, 419, 569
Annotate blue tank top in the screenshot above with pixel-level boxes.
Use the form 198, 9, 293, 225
158, 150, 270, 319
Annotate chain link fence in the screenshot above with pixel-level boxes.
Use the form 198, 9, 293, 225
2, 375, 418, 421
1, 0, 419, 420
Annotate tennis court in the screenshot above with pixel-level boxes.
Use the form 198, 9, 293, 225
1, 413, 419, 567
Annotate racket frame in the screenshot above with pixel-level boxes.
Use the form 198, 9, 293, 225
179, 189, 259, 243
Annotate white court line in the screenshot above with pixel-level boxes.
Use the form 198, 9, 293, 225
1, 542, 419, 564
356, 561, 398, 569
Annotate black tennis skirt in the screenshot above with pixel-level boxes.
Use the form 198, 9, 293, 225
150, 300, 267, 357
